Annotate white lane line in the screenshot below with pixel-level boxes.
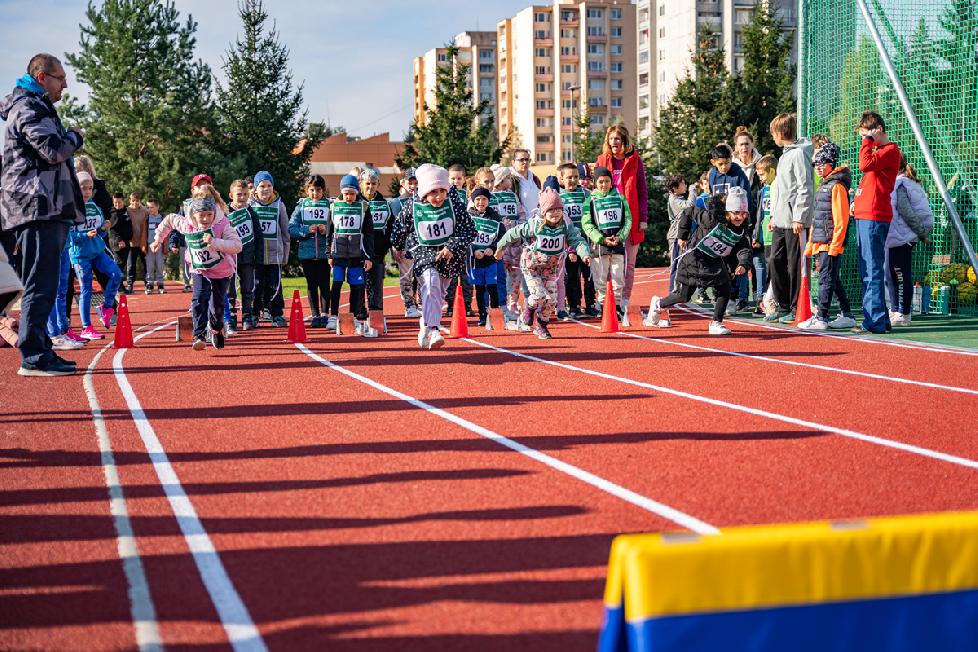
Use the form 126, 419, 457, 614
457, 335, 978, 472
674, 303, 978, 358
294, 343, 718, 535
114, 323, 267, 652
84, 342, 163, 652
569, 319, 978, 397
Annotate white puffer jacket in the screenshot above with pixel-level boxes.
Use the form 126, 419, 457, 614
887, 175, 933, 248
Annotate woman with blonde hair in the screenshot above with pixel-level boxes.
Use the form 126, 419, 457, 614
594, 124, 647, 311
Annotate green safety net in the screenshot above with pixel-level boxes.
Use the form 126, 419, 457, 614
800, 0, 978, 315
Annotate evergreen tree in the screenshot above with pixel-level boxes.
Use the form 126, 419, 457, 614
396, 45, 509, 172
66, 0, 221, 209
733, 3, 795, 154
573, 110, 606, 164
936, 0, 978, 146
827, 37, 883, 153
217, 0, 318, 207
654, 27, 737, 183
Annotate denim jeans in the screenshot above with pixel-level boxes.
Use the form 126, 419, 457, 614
46, 245, 71, 337
752, 248, 768, 301
74, 251, 122, 328
16, 222, 69, 366
856, 219, 891, 332
191, 275, 230, 338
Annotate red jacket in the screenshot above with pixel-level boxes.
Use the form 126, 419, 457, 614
596, 151, 648, 245
854, 138, 901, 222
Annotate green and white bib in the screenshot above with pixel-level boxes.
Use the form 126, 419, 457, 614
228, 208, 255, 246
300, 199, 331, 226
593, 194, 624, 231
368, 199, 391, 230
253, 203, 280, 239
533, 224, 567, 256
332, 201, 365, 235
413, 202, 455, 246
471, 216, 499, 250
695, 223, 743, 259
185, 229, 224, 269
80, 202, 104, 232
455, 188, 467, 204
493, 191, 519, 219
560, 189, 588, 226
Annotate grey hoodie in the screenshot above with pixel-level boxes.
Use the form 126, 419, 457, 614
770, 138, 815, 229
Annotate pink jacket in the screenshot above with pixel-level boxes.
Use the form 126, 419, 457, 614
153, 211, 242, 279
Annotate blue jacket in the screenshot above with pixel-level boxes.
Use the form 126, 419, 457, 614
709, 164, 756, 216
288, 199, 331, 260
68, 201, 108, 264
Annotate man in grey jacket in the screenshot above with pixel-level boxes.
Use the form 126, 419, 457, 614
766, 113, 814, 323
0, 54, 85, 376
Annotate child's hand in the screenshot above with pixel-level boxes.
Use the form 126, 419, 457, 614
678, 239, 687, 249
393, 250, 403, 263
767, 223, 774, 232
308, 225, 318, 234
474, 250, 484, 260
814, 259, 820, 272
364, 259, 373, 272
202, 233, 212, 245
583, 255, 592, 265
735, 265, 747, 275
87, 229, 97, 238
170, 246, 179, 254
568, 252, 578, 262
494, 249, 505, 261
484, 247, 494, 258
436, 247, 452, 262
318, 224, 327, 234
117, 241, 126, 249
752, 240, 762, 249
328, 258, 334, 266
150, 242, 160, 253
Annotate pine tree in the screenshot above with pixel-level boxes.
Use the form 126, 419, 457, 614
217, 0, 317, 207
654, 27, 737, 183
734, 3, 795, 155
573, 110, 606, 164
936, 0, 978, 146
66, 0, 221, 209
396, 45, 509, 172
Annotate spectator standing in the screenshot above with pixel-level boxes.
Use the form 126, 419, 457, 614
125, 191, 148, 293
0, 53, 85, 376
511, 149, 541, 214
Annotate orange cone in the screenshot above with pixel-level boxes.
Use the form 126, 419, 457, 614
448, 278, 469, 338
112, 294, 134, 348
600, 279, 620, 333
793, 234, 813, 326
287, 289, 307, 343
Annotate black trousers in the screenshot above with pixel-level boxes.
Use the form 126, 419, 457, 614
660, 280, 731, 322
15, 222, 69, 366
565, 256, 595, 310
301, 259, 332, 316
191, 275, 230, 338
126, 247, 145, 285
254, 264, 284, 318
444, 274, 473, 310
365, 256, 386, 312
769, 227, 801, 312
237, 263, 256, 321
816, 251, 852, 320
330, 282, 368, 320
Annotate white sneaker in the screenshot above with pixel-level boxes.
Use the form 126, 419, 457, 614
361, 323, 379, 338
891, 313, 911, 327
642, 296, 662, 326
517, 317, 532, 333
51, 335, 84, 350
418, 327, 431, 348
797, 316, 828, 330
354, 319, 364, 335
405, 306, 421, 318
827, 314, 856, 329
325, 315, 338, 330
428, 328, 445, 350
708, 321, 731, 335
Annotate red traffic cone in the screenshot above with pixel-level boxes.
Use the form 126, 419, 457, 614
112, 294, 134, 349
287, 289, 307, 343
793, 233, 813, 326
448, 278, 469, 338
600, 279, 620, 333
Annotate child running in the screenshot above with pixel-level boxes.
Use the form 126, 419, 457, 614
324, 175, 376, 337
495, 188, 590, 339
288, 175, 333, 328
391, 163, 476, 349
71, 171, 123, 340
644, 187, 753, 334
581, 166, 631, 320
467, 187, 506, 329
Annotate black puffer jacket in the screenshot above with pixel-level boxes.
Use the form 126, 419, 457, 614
675, 197, 752, 288
390, 187, 476, 279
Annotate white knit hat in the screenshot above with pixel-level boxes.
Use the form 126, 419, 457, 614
725, 186, 749, 212
75, 171, 93, 185
416, 163, 450, 200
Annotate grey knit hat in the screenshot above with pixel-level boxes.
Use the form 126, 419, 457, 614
190, 197, 216, 214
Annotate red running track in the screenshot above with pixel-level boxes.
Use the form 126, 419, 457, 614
3, 268, 977, 650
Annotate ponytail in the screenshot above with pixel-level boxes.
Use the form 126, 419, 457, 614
899, 154, 919, 182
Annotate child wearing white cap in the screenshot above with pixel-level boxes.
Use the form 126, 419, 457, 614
644, 187, 753, 335
390, 163, 477, 349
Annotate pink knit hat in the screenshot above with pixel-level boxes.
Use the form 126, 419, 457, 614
416, 163, 450, 200
537, 188, 563, 216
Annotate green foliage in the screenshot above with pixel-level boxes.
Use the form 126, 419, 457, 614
397, 45, 509, 172
217, 0, 319, 208
573, 110, 605, 164
635, 139, 670, 267
66, 0, 222, 209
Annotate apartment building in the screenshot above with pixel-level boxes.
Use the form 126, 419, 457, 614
413, 31, 498, 128
641, 0, 796, 137
497, 0, 637, 169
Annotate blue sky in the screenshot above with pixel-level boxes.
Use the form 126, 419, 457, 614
0, 0, 532, 140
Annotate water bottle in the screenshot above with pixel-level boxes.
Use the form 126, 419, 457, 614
912, 284, 922, 314
920, 283, 930, 314
937, 284, 951, 315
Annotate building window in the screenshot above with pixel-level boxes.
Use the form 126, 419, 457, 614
611, 8, 622, 20
437, 54, 447, 62
561, 64, 577, 73
610, 27, 622, 38
480, 49, 494, 59
562, 134, 573, 144
639, 50, 649, 64
562, 116, 573, 125
586, 8, 604, 19
659, 27, 665, 37
611, 97, 622, 108
479, 64, 494, 73
612, 79, 624, 90
587, 26, 605, 37
536, 47, 549, 57
562, 99, 574, 109
659, 5, 665, 16
659, 50, 664, 61
611, 44, 622, 55
588, 79, 605, 90
610, 62, 623, 73
587, 43, 604, 55
588, 96, 605, 106
590, 114, 605, 125
536, 152, 549, 163
536, 82, 548, 92
535, 11, 548, 22
587, 61, 605, 71
535, 30, 549, 39
560, 28, 578, 39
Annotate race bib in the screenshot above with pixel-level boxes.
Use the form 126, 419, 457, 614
533, 226, 566, 255
81, 203, 104, 231
695, 223, 743, 259
332, 201, 364, 234
369, 199, 391, 229
414, 202, 455, 246
227, 208, 254, 246
185, 230, 224, 269
560, 190, 587, 225
471, 216, 499, 249
302, 203, 330, 226
253, 204, 279, 239
594, 195, 623, 230
493, 191, 519, 218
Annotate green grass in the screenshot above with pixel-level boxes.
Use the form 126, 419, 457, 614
282, 275, 399, 296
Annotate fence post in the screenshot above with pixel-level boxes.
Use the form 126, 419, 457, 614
796, 0, 807, 136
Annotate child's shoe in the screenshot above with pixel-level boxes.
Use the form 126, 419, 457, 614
241, 318, 253, 331
828, 313, 856, 329
97, 305, 115, 329
584, 305, 601, 318
144, 286, 153, 295
64, 328, 86, 343
80, 325, 104, 340
225, 318, 238, 336
212, 329, 225, 349
643, 296, 662, 327
272, 315, 287, 327
428, 328, 445, 350
51, 334, 84, 350
361, 321, 380, 338
557, 309, 569, 321
418, 322, 431, 348
534, 318, 552, 340
569, 307, 584, 319
708, 320, 731, 335
325, 315, 338, 330
777, 311, 796, 324
477, 313, 487, 327
192, 337, 207, 350
518, 306, 534, 333
261, 309, 271, 322
891, 312, 911, 327
797, 316, 828, 330
504, 309, 519, 331
405, 305, 421, 318
158, 287, 166, 294
310, 316, 322, 328
182, 284, 192, 293
354, 319, 363, 335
